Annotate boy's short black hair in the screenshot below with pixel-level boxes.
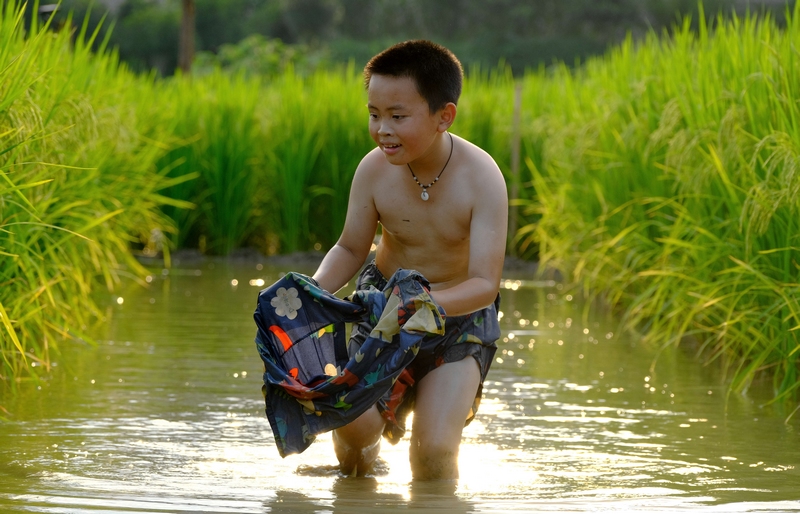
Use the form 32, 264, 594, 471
364, 40, 463, 113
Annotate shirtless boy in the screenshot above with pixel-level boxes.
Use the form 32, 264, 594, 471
311, 40, 508, 480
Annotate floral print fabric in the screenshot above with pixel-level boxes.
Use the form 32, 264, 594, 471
254, 268, 499, 457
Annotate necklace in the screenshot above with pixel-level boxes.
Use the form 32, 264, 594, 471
407, 132, 454, 201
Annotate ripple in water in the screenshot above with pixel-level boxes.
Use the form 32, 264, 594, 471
0, 261, 798, 513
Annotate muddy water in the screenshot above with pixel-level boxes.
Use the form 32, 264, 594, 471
0, 259, 798, 513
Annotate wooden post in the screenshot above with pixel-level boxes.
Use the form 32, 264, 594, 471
507, 81, 522, 256
178, 0, 195, 73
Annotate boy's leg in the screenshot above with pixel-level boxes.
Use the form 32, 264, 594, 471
409, 356, 481, 480
332, 405, 385, 476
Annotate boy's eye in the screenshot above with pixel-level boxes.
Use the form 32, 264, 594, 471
392, 115, 403, 119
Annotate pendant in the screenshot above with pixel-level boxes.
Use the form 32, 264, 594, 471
421, 190, 429, 201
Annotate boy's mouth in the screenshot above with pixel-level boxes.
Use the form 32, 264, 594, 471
382, 143, 401, 154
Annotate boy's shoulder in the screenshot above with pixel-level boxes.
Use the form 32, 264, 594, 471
452, 134, 502, 172
450, 135, 507, 196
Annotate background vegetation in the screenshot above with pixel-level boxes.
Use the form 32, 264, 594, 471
0, 1, 182, 382
33, 0, 795, 75
2, 0, 798, 407
516, 7, 800, 404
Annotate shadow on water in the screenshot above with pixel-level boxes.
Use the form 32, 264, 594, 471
264, 478, 473, 513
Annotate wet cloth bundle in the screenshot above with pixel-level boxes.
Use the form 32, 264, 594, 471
254, 269, 447, 457
254, 268, 501, 457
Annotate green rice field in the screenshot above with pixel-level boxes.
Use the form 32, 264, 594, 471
1, 1, 798, 409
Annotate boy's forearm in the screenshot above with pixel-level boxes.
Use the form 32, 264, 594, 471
428, 277, 500, 317
312, 244, 365, 294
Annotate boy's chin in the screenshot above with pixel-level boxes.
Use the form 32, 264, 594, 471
381, 149, 408, 165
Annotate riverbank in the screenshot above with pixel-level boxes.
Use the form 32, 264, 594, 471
153, 249, 546, 276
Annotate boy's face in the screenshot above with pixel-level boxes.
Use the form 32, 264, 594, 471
367, 74, 446, 166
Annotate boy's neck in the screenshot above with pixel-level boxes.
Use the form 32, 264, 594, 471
408, 131, 453, 178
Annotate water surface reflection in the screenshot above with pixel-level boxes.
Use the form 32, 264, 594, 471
0, 259, 798, 513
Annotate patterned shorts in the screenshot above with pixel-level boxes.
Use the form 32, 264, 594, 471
350, 262, 500, 443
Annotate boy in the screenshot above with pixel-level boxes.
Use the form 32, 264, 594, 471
311, 40, 508, 480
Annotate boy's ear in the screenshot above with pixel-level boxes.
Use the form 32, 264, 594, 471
437, 102, 457, 132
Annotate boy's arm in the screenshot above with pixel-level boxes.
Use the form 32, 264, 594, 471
312, 157, 379, 294
429, 166, 508, 316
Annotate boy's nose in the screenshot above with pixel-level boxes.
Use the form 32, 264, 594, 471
377, 122, 393, 136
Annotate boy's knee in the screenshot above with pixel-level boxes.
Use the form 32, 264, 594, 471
335, 407, 384, 445
410, 439, 460, 480
332, 407, 385, 476
333, 430, 381, 477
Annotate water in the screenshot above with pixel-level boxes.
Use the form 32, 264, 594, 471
1, 259, 798, 513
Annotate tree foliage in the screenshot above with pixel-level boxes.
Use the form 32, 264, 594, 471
47, 0, 795, 75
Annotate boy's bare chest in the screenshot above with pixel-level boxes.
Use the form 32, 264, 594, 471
374, 182, 472, 247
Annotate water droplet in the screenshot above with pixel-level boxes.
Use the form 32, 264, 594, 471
231, 279, 239, 286
116, 297, 124, 305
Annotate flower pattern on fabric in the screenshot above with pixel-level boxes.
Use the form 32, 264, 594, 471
271, 287, 302, 319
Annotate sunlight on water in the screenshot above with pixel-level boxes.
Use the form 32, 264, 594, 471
1, 259, 798, 513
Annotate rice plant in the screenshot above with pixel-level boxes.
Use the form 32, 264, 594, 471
0, 0, 174, 382
154, 72, 265, 255
518, 4, 800, 404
